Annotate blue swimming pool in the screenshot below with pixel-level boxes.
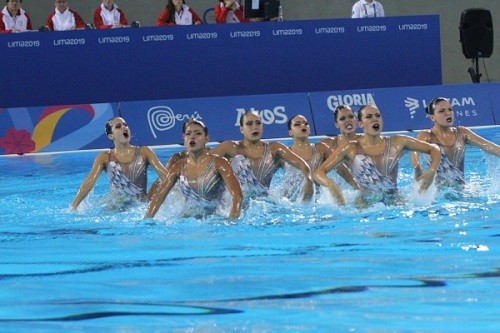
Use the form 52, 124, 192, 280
0, 127, 498, 332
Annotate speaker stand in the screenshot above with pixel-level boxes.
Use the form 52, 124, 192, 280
468, 58, 481, 83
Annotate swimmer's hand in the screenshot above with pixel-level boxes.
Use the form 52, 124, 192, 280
228, 210, 240, 219
327, 182, 345, 206
414, 165, 423, 180
300, 177, 314, 202
417, 169, 436, 193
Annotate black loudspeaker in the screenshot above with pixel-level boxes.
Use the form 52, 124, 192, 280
459, 8, 494, 59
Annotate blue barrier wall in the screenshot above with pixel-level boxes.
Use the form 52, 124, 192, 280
0, 16, 441, 108
0, 83, 498, 155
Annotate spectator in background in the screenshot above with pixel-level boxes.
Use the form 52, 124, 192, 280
156, 0, 203, 26
0, 0, 32, 33
46, 0, 85, 31
94, 0, 128, 29
351, 0, 385, 18
215, 0, 247, 24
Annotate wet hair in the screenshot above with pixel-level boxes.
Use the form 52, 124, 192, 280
425, 97, 449, 115
333, 105, 351, 123
105, 117, 118, 135
182, 118, 208, 135
239, 110, 260, 127
287, 114, 302, 130
356, 105, 369, 121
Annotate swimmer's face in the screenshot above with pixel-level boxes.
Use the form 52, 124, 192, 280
359, 106, 383, 135
335, 106, 356, 134
108, 117, 131, 142
430, 100, 454, 127
288, 115, 310, 138
183, 123, 208, 151
240, 112, 263, 141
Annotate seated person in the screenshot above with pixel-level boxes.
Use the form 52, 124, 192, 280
0, 0, 32, 33
156, 0, 203, 26
46, 0, 85, 31
94, 0, 128, 29
351, 0, 385, 18
215, 0, 247, 24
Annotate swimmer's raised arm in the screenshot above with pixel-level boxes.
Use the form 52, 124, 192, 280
70, 152, 107, 209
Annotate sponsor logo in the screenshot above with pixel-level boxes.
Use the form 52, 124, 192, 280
186, 32, 218, 40
142, 34, 174, 42
234, 106, 287, 126
53, 38, 86, 46
98, 36, 130, 44
357, 25, 386, 32
272, 29, 303, 36
147, 106, 202, 139
327, 93, 376, 111
405, 97, 419, 119
399, 23, 428, 30
7, 40, 40, 48
404, 97, 478, 118
315, 26, 345, 34
230, 30, 261, 38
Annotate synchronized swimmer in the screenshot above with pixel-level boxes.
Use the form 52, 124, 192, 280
411, 97, 500, 188
145, 119, 242, 219
313, 104, 441, 207
70, 117, 168, 210
71, 103, 499, 218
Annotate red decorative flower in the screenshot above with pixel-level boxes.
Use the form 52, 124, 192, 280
0, 128, 36, 155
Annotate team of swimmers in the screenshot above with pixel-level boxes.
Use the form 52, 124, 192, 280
71, 98, 500, 219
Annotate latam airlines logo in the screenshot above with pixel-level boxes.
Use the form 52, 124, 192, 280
147, 106, 202, 138
404, 97, 478, 119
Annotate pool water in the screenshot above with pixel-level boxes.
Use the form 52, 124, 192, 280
0, 128, 499, 332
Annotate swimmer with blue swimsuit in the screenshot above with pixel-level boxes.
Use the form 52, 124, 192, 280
314, 104, 441, 206
145, 120, 242, 219
211, 110, 314, 202
411, 97, 500, 187
71, 117, 169, 210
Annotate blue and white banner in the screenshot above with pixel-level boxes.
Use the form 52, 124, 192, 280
309, 83, 496, 134
120, 93, 312, 146
0, 16, 441, 108
1, 83, 497, 155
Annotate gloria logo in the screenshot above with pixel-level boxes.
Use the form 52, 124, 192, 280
234, 106, 288, 126
327, 93, 376, 111
404, 97, 478, 119
147, 106, 202, 138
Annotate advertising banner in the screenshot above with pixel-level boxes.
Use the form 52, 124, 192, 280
0, 16, 441, 108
